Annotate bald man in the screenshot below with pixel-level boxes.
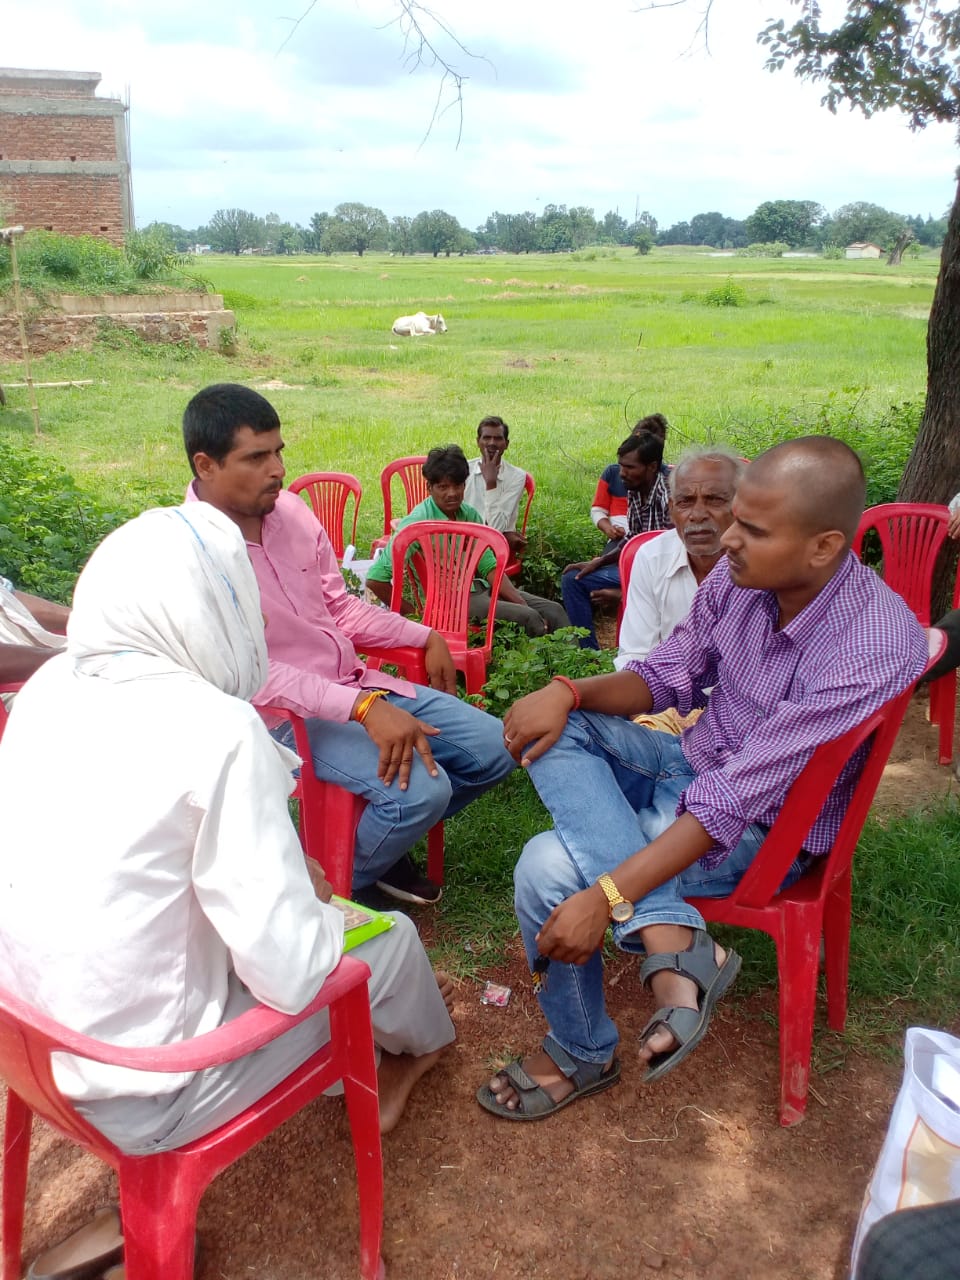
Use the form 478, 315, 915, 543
477, 437, 927, 1121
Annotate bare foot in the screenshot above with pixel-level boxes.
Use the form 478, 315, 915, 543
486, 1048, 574, 1113
377, 1048, 444, 1133
435, 969, 456, 1015
638, 941, 727, 1067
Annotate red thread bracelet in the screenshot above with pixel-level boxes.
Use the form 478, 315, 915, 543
551, 674, 581, 709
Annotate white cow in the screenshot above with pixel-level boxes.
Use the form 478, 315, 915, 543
391, 311, 447, 337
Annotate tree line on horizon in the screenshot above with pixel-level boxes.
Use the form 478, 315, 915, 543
144, 196, 947, 260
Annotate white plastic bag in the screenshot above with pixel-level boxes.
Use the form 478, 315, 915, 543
851, 1027, 960, 1274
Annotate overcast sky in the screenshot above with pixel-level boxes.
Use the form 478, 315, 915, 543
6, 0, 958, 232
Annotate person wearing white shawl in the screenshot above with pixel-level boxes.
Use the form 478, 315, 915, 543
0, 503, 454, 1153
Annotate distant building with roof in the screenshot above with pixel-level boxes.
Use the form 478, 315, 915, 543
845, 242, 883, 259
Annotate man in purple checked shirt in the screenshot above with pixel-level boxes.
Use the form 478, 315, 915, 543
477, 436, 927, 1121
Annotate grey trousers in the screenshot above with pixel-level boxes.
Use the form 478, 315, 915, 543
469, 587, 569, 637
77, 913, 454, 1155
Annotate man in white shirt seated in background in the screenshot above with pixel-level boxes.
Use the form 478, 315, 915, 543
616, 449, 742, 669
464, 415, 529, 561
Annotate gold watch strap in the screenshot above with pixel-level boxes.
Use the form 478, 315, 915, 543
597, 873, 628, 915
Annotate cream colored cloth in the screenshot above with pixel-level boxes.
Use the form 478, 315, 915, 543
631, 706, 704, 735
0, 503, 340, 1101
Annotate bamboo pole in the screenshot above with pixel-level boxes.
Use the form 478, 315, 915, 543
1, 225, 40, 435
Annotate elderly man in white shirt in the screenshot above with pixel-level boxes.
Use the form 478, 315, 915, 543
616, 449, 743, 669
0, 503, 454, 1158
464, 415, 529, 559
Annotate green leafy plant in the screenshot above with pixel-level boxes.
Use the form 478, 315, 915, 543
476, 625, 614, 719
0, 437, 138, 601
703, 279, 747, 307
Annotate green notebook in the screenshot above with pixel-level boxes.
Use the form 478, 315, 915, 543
330, 895, 396, 951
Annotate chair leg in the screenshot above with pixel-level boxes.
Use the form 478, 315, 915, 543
823, 871, 853, 1032
774, 909, 822, 1126
426, 821, 445, 886
934, 672, 956, 766
336, 991, 384, 1280
1, 1091, 31, 1280
118, 1161, 201, 1280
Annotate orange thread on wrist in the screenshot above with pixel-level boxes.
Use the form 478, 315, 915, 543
551, 674, 581, 710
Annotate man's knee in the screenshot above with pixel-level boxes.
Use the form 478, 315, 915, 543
514, 830, 581, 918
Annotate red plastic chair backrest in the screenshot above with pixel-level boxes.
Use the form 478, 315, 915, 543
387, 520, 509, 655
0, 955, 369, 1157
724, 627, 945, 911
615, 530, 664, 638
852, 502, 950, 625
517, 473, 536, 537
379, 457, 428, 537
289, 472, 362, 559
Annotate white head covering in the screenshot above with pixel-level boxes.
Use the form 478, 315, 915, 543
67, 503, 267, 698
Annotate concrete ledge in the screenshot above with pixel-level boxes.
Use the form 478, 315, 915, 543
0, 291, 221, 316
0, 292, 235, 357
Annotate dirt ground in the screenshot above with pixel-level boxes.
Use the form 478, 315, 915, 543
5, 695, 959, 1280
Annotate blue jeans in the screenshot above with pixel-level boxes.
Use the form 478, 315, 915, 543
517, 710, 809, 1065
274, 688, 515, 889
561, 564, 620, 648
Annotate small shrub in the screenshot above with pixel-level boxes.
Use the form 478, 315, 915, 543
477, 625, 615, 718
821, 244, 844, 260
124, 226, 187, 280
703, 279, 747, 307
0, 229, 203, 297
735, 242, 788, 258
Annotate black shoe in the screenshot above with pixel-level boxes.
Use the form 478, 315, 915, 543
351, 883, 396, 912
375, 854, 442, 905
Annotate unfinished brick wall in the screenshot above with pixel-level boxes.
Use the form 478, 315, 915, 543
0, 68, 132, 244
1, 114, 117, 161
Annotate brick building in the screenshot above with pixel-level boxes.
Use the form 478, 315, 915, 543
0, 67, 133, 244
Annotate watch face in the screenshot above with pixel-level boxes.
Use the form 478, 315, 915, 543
611, 900, 634, 923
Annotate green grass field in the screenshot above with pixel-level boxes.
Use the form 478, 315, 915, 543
3, 246, 958, 1044
0, 247, 937, 547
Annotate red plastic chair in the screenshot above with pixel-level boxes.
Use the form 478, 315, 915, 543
370, 456, 429, 555
686, 628, 945, 1127
503, 473, 536, 578
852, 503, 952, 762
0, 958, 384, 1280
615, 530, 665, 641
289, 472, 362, 560
367, 521, 509, 696
261, 706, 445, 889
851, 502, 950, 626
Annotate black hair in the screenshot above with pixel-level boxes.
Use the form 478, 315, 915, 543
183, 383, 280, 476
618, 430, 664, 466
423, 445, 469, 485
632, 413, 669, 442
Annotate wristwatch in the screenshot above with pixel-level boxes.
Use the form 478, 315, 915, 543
596, 873, 634, 923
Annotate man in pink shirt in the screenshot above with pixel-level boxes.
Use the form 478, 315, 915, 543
184, 383, 515, 905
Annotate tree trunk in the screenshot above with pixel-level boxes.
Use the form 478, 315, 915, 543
887, 229, 914, 265
898, 168, 960, 614
898, 170, 960, 507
